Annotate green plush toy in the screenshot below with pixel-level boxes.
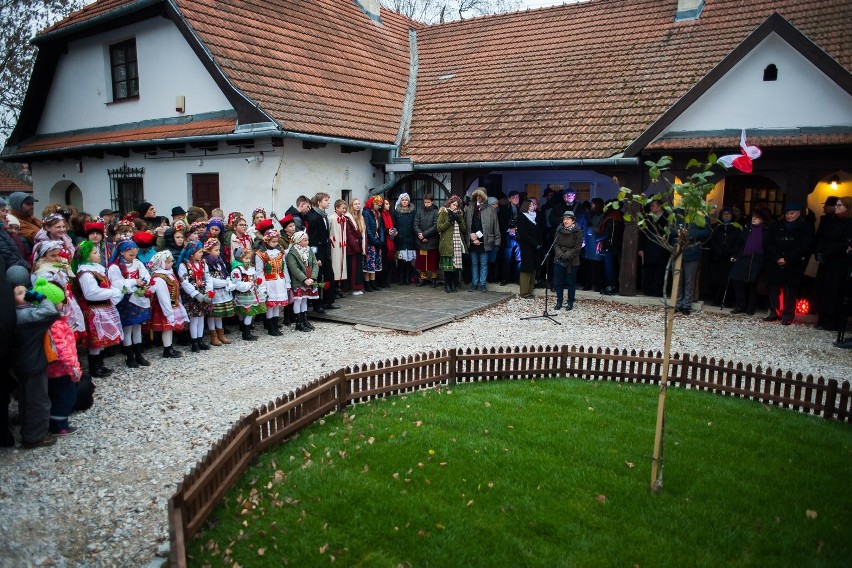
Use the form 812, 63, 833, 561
32, 277, 66, 306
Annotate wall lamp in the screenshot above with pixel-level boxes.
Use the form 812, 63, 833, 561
244, 153, 264, 164
829, 174, 839, 190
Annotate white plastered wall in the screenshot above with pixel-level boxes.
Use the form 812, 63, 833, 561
31, 138, 382, 215
37, 17, 232, 133
663, 33, 852, 133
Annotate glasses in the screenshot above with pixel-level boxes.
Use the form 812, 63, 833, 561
236, 223, 247, 227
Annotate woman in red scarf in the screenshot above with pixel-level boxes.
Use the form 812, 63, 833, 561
380, 198, 397, 287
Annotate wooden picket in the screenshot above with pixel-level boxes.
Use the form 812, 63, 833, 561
169, 345, 850, 567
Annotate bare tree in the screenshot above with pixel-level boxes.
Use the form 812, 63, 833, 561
0, 0, 87, 146
382, 0, 522, 23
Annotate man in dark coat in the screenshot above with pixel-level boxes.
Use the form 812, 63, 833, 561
304, 193, 339, 312
498, 191, 522, 285
413, 194, 440, 286
285, 196, 311, 232
0, 198, 29, 269
764, 204, 814, 324
639, 200, 671, 297
1, 255, 17, 446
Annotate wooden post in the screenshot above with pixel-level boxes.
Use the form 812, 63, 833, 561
449, 348, 457, 385
650, 250, 682, 492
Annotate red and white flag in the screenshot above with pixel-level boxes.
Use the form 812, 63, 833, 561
718, 129, 762, 173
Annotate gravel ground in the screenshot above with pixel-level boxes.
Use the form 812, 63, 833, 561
1, 294, 849, 566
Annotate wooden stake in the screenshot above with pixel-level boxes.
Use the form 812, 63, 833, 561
650, 250, 683, 491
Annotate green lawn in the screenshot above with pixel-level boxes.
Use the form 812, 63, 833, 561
190, 379, 852, 567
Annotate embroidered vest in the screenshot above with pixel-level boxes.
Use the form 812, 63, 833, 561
257, 250, 284, 279
153, 273, 180, 307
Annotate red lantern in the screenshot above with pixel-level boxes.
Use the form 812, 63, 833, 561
795, 298, 809, 315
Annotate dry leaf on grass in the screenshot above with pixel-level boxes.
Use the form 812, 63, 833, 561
806, 510, 818, 519
596, 495, 607, 503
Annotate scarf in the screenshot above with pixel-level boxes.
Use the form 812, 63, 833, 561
451, 223, 463, 269
742, 223, 764, 256
294, 243, 310, 264
523, 211, 536, 224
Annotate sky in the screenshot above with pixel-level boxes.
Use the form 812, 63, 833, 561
518, 0, 577, 9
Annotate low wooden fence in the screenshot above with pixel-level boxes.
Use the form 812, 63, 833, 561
168, 345, 851, 566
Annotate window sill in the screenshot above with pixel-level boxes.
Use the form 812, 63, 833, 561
106, 96, 139, 106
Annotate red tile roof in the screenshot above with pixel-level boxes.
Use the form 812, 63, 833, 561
16, 117, 236, 154
0, 168, 32, 192
405, 0, 852, 163
31, 0, 852, 164
42, 0, 414, 145
647, 131, 852, 151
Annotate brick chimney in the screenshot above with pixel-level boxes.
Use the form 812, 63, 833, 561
356, 0, 382, 23
675, 0, 705, 21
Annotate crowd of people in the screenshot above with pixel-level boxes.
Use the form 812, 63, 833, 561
1, 186, 850, 448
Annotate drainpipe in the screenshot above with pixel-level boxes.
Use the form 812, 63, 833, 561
368, 173, 397, 196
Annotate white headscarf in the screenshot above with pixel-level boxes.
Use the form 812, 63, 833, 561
395, 192, 411, 210
149, 250, 174, 272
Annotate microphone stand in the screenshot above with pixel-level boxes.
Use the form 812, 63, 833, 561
521, 232, 561, 325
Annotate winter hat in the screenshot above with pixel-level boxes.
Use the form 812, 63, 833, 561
0, 196, 6, 208
823, 196, 839, 207
6, 214, 20, 227
487, 197, 498, 206
6, 265, 30, 288
32, 277, 65, 306
171, 206, 187, 217
563, 210, 576, 219
291, 230, 308, 244
136, 201, 154, 218
783, 203, 802, 213
8, 192, 36, 212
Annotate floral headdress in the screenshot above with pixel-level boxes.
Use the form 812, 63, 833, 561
42, 213, 65, 226
227, 211, 244, 227
252, 207, 266, 219
263, 229, 280, 241
203, 238, 221, 252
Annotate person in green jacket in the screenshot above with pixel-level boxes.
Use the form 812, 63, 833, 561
437, 196, 467, 293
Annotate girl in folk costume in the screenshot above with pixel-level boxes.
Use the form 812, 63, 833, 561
230, 246, 265, 341
362, 196, 385, 292
437, 195, 468, 293
228, 213, 252, 263
329, 199, 349, 294
31, 239, 86, 339
392, 192, 417, 285
108, 235, 153, 368
132, 231, 157, 266
345, 198, 365, 295
84, 221, 110, 269
73, 240, 125, 377
33, 213, 75, 259
148, 251, 187, 358
285, 231, 320, 332
177, 240, 214, 352
255, 227, 290, 335
203, 238, 236, 346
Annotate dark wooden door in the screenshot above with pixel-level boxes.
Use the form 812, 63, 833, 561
191, 174, 220, 216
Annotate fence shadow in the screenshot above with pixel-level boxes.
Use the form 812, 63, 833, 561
169, 345, 851, 566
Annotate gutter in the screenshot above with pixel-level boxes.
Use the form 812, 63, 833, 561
368, 173, 397, 196
412, 158, 640, 171
32, 0, 162, 45
280, 131, 397, 151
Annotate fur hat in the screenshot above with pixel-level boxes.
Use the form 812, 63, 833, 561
6, 265, 31, 288
6, 213, 20, 227
32, 277, 65, 306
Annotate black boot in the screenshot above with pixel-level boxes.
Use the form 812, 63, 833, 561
162, 345, 182, 358
302, 312, 316, 331
554, 300, 563, 310
282, 308, 293, 327
190, 339, 200, 353
295, 313, 311, 332
133, 344, 151, 367
270, 317, 283, 336
432, 278, 440, 289
444, 278, 452, 293
197, 336, 210, 350
241, 322, 258, 341
451, 272, 459, 293
88, 354, 112, 377
123, 345, 140, 369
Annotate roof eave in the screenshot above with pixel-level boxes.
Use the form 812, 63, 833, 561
412, 157, 639, 171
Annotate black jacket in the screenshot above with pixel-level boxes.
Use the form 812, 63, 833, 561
392, 206, 417, 250
765, 217, 814, 285
414, 204, 439, 250
0, 228, 28, 270
517, 214, 541, 273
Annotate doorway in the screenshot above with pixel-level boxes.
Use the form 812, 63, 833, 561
723, 174, 784, 218
192, 174, 220, 216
